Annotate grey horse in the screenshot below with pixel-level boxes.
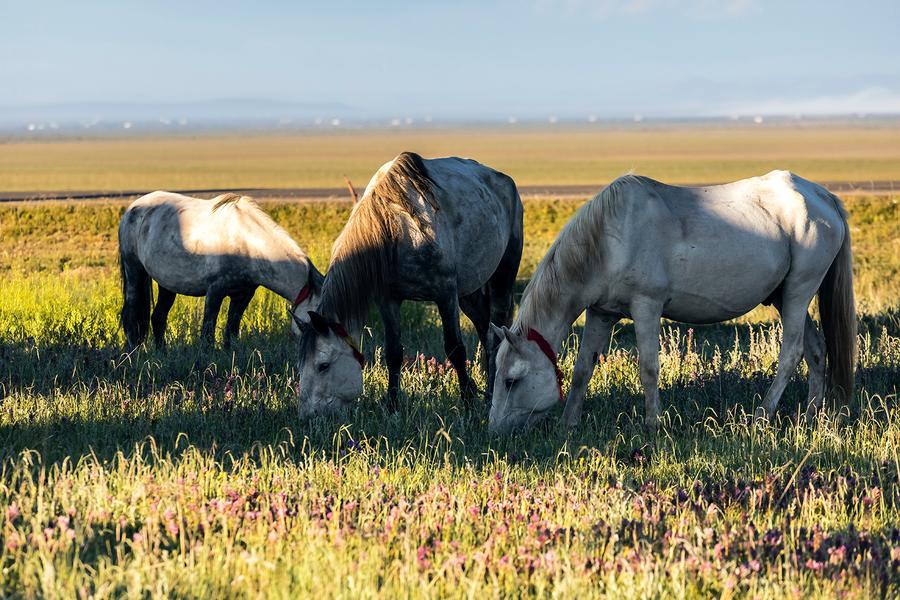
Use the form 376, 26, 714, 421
295, 152, 523, 417
489, 171, 856, 434
118, 191, 323, 350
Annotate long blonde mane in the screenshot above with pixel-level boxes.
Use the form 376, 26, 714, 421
515, 175, 641, 330
316, 152, 438, 330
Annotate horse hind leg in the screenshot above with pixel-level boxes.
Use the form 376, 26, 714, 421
120, 255, 152, 352
485, 236, 522, 395
151, 286, 176, 349
459, 289, 491, 397
802, 314, 827, 419
757, 286, 815, 422
223, 287, 256, 350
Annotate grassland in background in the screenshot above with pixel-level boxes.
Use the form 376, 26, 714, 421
2, 125, 900, 192
2, 193, 898, 314
1, 130, 900, 597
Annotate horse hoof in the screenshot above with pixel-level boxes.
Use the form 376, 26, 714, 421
560, 418, 580, 434
561, 409, 581, 430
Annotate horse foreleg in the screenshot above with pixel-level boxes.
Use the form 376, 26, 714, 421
487, 261, 518, 398
632, 299, 663, 433
378, 300, 403, 410
562, 309, 617, 429
223, 287, 256, 350
757, 296, 808, 422
437, 296, 477, 404
151, 286, 176, 349
201, 290, 226, 346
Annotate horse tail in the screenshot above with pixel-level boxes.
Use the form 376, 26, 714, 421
818, 210, 856, 405
118, 217, 152, 350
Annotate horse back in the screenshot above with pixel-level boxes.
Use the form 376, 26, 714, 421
425, 158, 522, 294
599, 173, 839, 322
120, 191, 305, 296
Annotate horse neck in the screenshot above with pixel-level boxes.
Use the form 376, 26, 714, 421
259, 247, 315, 302
516, 281, 591, 352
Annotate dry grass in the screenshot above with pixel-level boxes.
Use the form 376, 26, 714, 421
2, 125, 900, 191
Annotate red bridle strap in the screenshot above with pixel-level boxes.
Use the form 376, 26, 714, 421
526, 327, 564, 404
291, 284, 312, 311
329, 322, 365, 369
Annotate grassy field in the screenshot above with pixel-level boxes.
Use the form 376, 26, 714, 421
1, 130, 900, 597
3, 124, 900, 192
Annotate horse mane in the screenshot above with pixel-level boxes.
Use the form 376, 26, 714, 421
515, 174, 643, 331
367, 151, 439, 223
317, 152, 438, 330
208, 192, 316, 281
211, 192, 249, 212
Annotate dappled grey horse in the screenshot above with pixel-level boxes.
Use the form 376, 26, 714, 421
118, 191, 323, 350
295, 152, 523, 418
489, 171, 856, 434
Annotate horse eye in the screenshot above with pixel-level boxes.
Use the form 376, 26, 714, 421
318, 362, 331, 373
504, 378, 516, 390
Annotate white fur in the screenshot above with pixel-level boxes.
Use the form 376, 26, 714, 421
490, 171, 855, 433
119, 191, 320, 347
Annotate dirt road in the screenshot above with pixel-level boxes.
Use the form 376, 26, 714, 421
2, 180, 898, 203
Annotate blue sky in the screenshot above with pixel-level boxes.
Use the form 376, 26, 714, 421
3, 0, 899, 118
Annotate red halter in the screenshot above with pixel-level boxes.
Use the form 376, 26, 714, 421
329, 322, 366, 369
291, 284, 312, 311
526, 328, 564, 404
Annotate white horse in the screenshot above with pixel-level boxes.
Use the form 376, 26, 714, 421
489, 171, 856, 434
295, 152, 523, 418
118, 191, 323, 350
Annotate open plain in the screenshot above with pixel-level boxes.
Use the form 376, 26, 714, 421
1, 125, 899, 597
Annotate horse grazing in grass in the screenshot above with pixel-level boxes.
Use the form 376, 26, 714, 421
489, 171, 856, 434
118, 191, 323, 351
294, 152, 523, 418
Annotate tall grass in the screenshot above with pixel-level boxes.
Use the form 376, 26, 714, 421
1, 195, 899, 597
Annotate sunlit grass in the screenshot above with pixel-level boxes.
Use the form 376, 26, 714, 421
1, 192, 899, 597
2, 125, 900, 191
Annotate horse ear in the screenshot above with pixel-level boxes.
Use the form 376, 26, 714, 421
501, 326, 526, 354
307, 261, 324, 295
307, 311, 330, 335
288, 308, 309, 333
489, 322, 505, 342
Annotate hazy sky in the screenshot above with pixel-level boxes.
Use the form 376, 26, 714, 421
3, 0, 899, 118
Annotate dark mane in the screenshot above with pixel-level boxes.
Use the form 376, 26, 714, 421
318, 152, 438, 331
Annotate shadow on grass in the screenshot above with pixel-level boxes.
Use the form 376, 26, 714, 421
0, 308, 897, 476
